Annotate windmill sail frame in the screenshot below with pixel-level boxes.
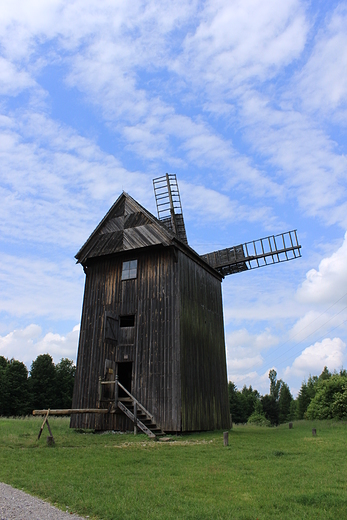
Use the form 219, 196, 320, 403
153, 173, 188, 245
201, 230, 301, 277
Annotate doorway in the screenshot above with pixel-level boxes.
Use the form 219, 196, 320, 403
117, 362, 132, 397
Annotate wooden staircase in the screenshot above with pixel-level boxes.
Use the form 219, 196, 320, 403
99, 377, 166, 439
117, 397, 166, 439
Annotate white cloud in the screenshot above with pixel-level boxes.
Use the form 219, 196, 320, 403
296, 5, 347, 114
284, 337, 346, 378
297, 231, 347, 305
0, 254, 83, 320
0, 111, 150, 247
0, 57, 35, 95
229, 368, 273, 395
175, 0, 308, 91
0, 324, 79, 367
239, 91, 347, 227
226, 328, 278, 376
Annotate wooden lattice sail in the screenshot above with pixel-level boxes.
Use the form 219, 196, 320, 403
201, 230, 301, 277
153, 173, 188, 245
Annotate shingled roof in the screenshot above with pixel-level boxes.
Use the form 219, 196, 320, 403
75, 192, 176, 265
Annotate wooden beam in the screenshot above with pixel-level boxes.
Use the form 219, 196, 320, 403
33, 408, 111, 416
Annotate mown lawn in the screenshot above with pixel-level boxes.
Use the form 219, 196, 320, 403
0, 417, 346, 519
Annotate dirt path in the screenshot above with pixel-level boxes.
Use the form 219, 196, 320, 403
0, 483, 86, 520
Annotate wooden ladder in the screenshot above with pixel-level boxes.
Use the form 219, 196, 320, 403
112, 380, 165, 439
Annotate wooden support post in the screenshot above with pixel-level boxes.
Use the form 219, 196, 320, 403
114, 374, 119, 409
289, 422, 293, 429
223, 431, 229, 447
312, 428, 317, 436
37, 409, 55, 444
134, 402, 137, 435
38, 410, 50, 440
98, 376, 102, 405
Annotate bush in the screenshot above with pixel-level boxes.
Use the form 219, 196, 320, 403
247, 400, 271, 426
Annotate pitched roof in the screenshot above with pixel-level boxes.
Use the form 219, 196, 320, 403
75, 192, 175, 264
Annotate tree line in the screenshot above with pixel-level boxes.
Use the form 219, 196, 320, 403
229, 367, 347, 425
0, 354, 75, 416
1, 352, 346, 423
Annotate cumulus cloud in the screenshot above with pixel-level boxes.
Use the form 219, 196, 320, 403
226, 328, 278, 376
284, 337, 346, 378
0, 324, 79, 367
297, 232, 347, 305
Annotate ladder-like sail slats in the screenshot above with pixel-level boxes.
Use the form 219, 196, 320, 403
201, 230, 301, 276
153, 173, 188, 245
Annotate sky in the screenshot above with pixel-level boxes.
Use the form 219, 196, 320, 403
0, 0, 347, 397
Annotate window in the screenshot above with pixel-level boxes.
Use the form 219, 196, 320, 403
104, 313, 118, 342
120, 315, 135, 327
121, 259, 137, 280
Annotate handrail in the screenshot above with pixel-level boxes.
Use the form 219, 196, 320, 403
117, 381, 154, 421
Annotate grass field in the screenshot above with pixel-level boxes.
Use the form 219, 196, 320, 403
0, 417, 346, 519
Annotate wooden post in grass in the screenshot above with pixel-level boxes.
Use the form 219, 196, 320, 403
289, 422, 293, 429
47, 436, 55, 446
223, 431, 229, 446
312, 428, 317, 436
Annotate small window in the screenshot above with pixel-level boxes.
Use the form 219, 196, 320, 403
104, 313, 118, 342
120, 315, 135, 328
121, 260, 137, 280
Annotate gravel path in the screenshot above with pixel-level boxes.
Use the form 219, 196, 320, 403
0, 483, 87, 520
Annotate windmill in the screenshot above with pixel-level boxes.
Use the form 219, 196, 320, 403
153, 173, 301, 276
70, 174, 301, 435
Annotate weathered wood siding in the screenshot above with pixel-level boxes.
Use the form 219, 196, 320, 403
71, 245, 181, 431
179, 251, 230, 431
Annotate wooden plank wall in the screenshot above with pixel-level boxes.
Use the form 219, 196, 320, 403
179, 251, 231, 431
71, 246, 181, 432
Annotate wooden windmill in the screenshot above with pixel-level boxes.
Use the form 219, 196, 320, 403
70, 174, 301, 436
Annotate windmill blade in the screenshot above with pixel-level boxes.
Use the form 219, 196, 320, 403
153, 174, 188, 245
201, 230, 301, 276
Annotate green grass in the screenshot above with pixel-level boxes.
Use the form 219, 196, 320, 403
0, 417, 346, 519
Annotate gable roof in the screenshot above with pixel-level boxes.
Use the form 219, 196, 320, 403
75, 192, 175, 264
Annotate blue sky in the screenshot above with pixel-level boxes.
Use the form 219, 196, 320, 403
0, 0, 347, 396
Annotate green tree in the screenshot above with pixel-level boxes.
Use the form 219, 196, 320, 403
306, 374, 347, 419
278, 382, 293, 423
228, 382, 259, 423
297, 376, 317, 419
0, 356, 9, 415
331, 382, 347, 419
319, 366, 331, 381
261, 394, 279, 425
269, 369, 282, 401
29, 354, 56, 410
55, 358, 76, 409
262, 370, 282, 425
5, 360, 31, 416
247, 399, 270, 426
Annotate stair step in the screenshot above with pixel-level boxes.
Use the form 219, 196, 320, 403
117, 398, 165, 439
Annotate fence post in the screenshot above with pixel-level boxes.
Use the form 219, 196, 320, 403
114, 375, 119, 409
223, 431, 229, 447
312, 428, 316, 436
98, 376, 102, 405
289, 422, 293, 429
